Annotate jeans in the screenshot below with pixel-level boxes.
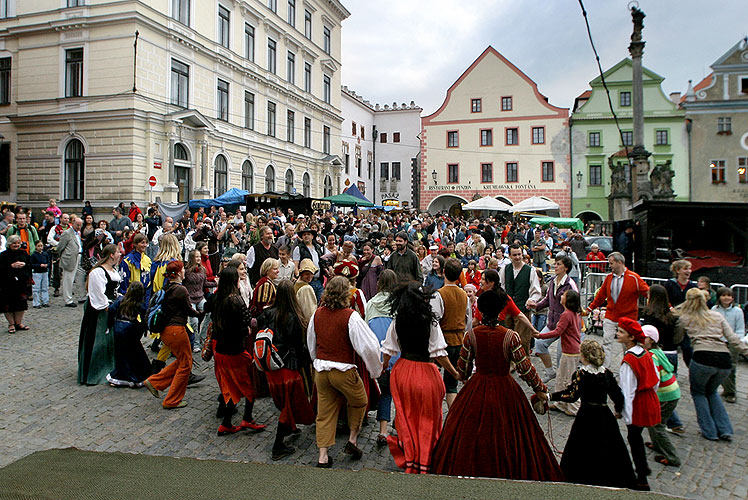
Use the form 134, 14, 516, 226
310, 277, 324, 303
664, 352, 683, 428
532, 313, 547, 333
689, 360, 733, 440
680, 334, 694, 367
32, 272, 49, 307
188, 298, 206, 344
376, 369, 392, 422
720, 345, 740, 398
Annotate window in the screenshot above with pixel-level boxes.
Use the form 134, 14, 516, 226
302, 172, 310, 196
0, 57, 9, 105
532, 127, 545, 144
267, 101, 276, 137
741, 77, 748, 94
286, 110, 294, 143
620, 91, 631, 107
480, 129, 492, 147
323, 74, 330, 103
392, 161, 401, 180
304, 10, 312, 39
244, 91, 254, 129
172, 0, 190, 25
323, 175, 332, 197
589, 164, 602, 186
351, 121, 356, 135
506, 162, 518, 183
216, 79, 229, 121
170, 59, 189, 107
506, 128, 518, 145
242, 160, 253, 192
446, 131, 458, 148
268, 0, 277, 13
323, 26, 331, 54
64, 139, 84, 200
738, 157, 748, 183
344, 153, 349, 174
447, 164, 458, 183
655, 129, 668, 145
380, 133, 387, 144
711, 160, 726, 184
68, 0, 84, 6
471, 98, 481, 113
542, 161, 554, 182
267, 39, 277, 74
356, 156, 362, 177
481, 163, 493, 183
621, 131, 633, 146
718, 117, 731, 133
174, 143, 188, 161
265, 165, 275, 192
367, 158, 372, 179
588, 131, 601, 147
214, 155, 228, 196
501, 96, 512, 111
380, 162, 389, 179
285, 169, 294, 192
303, 62, 311, 93
286, 51, 295, 84
245, 24, 255, 62
65, 48, 83, 97
218, 5, 230, 48
0, 143, 8, 193
304, 117, 311, 148
323, 126, 330, 154
287, 0, 295, 26
393, 132, 400, 143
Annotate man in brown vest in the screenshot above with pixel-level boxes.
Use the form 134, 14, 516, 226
431, 258, 472, 408
306, 276, 382, 468
247, 226, 278, 286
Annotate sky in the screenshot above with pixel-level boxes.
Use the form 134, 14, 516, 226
340, 0, 748, 115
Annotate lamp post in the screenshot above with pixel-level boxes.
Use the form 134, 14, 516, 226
576, 171, 583, 188
431, 169, 437, 185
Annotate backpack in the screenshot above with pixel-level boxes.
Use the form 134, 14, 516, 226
252, 328, 284, 372
147, 286, 170, 334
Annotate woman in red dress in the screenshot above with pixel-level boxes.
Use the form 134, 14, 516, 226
430, 290, 564, 481
381, 282, 459, 474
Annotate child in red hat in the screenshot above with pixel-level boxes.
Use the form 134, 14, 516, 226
616, 317, 661, 491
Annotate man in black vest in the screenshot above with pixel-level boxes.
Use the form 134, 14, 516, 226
247, 226, 278, 286
499, 243, 542, 354
292, 228, 325, 302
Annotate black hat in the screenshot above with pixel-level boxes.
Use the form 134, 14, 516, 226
298, 228, 317, 237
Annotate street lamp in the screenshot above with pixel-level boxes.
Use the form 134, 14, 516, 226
576, 171, 583, 188
431, 170, 437, 184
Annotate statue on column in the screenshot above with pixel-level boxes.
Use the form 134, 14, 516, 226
651, 160, 675, 198
609, 158, 630, 196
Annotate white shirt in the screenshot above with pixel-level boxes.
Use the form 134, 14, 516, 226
276, 260, 295, 283
87, 267, 121, 311
619, 345, 659, 425
611, 272, 624, 303
306, 309, 383, 379
380, 317, 449, 359
429, 285, 473, 332
498, 263, 542, 303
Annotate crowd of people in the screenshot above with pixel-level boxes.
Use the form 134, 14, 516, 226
1, 199, 748, 491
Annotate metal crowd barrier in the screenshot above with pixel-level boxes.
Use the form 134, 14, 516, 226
732, 284, 748, 306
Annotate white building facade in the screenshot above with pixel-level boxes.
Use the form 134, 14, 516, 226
341, 86, 421, 209
0, 0, 349, 213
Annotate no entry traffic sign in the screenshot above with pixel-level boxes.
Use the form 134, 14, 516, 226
148, 175, 157, 187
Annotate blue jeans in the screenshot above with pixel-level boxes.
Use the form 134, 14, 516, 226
689, 360, 733, 440
532, 313, 547, 333
376, 370, 392, 422
311, 277, 324, 303
32, 272, 49, 307
665, 352, 683, 428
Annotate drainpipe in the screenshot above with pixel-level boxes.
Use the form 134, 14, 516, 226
569, 116, 574, 218
685, 118, 692, 201
372, 125, 378, 205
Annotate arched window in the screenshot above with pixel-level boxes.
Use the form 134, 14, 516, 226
302, 172, 310, 197
265, 165, 275, 192
284, 169, 294, 193
64, 139, 84, 200
214, 154, 228, 196
323, 174, 332, 197
174, 143, 189, 161
242, 160, 253, 192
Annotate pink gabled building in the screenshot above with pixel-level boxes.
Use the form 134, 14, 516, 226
420, 46, 571, 215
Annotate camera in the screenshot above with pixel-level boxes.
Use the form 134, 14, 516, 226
20, 242, 27, 250
95, 229, 103, 237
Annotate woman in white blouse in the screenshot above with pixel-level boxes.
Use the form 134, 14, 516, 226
78, 244, 122, 385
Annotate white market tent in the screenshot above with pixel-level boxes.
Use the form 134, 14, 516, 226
508, 196, 559, 213
462, 196, 512, 211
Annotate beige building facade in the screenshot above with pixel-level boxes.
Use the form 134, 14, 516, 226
0, 0, 349, 213
421, 46, 571, 215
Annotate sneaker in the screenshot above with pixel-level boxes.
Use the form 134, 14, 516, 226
163, 401, 187, 409
53, 289, 60, 297
42, 303, 50, 308
33, 305, 42, 309
193, 346, 201, 353
542, 371, 556, 383
666, 426, 686, 436
187, 373, 205, 385
64, 303, 77, 308
722, 394, 737, 404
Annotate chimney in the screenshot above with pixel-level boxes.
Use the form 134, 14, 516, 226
669, 92, 681, 103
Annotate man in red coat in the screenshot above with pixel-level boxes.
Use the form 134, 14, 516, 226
584, 252, 649, 375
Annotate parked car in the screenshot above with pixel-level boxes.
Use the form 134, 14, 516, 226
584, 236, 613, 256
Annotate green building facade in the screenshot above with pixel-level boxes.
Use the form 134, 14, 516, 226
570, 59, 688, 221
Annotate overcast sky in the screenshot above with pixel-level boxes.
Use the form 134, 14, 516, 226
340, 0, 748, 115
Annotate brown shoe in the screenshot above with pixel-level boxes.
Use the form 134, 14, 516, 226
163, 401, 187, 409
343, 441, 363, 460
143, 380, 160, 398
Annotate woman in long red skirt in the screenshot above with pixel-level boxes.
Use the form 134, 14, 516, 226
381, 282, 460, 474
257, 280, 315, 461
430, 290, 564, 481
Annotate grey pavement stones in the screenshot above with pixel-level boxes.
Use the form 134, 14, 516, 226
1, 296, 747, 498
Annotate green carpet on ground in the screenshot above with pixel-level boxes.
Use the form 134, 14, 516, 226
0, 448, 677, 500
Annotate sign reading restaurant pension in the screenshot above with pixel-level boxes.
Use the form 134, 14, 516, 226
428, 184, 538, 191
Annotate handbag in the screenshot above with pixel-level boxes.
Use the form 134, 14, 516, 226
201, 321, 214, 362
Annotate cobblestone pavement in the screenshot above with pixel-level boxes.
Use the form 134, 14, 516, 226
1, 297, 747, 499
